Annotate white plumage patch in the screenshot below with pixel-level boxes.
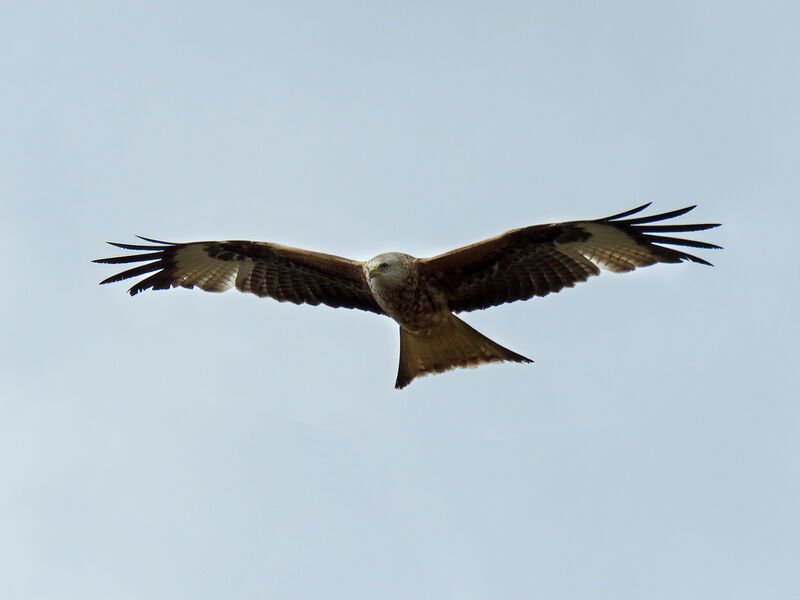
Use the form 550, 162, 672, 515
173, 245, 244, 292
558, 223, 659, 272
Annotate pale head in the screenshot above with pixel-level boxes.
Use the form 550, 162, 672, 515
364, 252, 416, 292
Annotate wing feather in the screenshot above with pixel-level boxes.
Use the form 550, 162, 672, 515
420, 205, 721, 312
94, 239, 383, 314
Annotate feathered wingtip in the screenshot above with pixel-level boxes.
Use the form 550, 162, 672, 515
93, 236, 177, 294
597, 204, 722, 266
93, 236, 175, 257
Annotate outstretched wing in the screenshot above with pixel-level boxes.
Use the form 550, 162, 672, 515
94, 238, 383, 314
420, 204, 721, 313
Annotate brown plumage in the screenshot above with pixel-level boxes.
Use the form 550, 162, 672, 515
94, 203, 720, 388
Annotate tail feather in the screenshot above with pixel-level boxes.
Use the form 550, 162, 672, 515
395, 314, 532, 389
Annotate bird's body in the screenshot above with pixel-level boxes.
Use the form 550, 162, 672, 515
95, 204, 720, 388
362, 252, 532, 387
365, 253, 446, 334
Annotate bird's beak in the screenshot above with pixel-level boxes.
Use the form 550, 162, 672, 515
368, 266, 378, 279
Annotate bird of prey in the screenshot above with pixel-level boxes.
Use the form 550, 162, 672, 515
94, 203, 720, 388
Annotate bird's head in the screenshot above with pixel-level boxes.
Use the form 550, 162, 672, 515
364, 252, 415, 291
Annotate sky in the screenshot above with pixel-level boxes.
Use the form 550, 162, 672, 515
2, 1, 799, 598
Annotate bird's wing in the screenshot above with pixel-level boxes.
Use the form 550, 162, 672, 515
419, 204, 721, 313
94, 238, 384, 314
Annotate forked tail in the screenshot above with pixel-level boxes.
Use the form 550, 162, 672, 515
395, 314, 532, 389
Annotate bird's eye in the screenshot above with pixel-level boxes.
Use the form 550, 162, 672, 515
379, 262, 389, 270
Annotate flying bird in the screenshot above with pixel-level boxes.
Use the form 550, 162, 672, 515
94, 203, 720, 388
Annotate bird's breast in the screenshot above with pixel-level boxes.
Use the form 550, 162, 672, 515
370, 280, 449, 334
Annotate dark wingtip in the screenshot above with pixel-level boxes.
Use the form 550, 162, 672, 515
622, 205, 699, 225
136, 235, 174, 245
601, 203, 652, 221
104, 237, 174, 251
596, 204, 722, 268
687, 255, 714, 267
95, 236, 173, 292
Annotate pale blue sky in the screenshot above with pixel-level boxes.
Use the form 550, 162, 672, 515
2, 2, 799, 599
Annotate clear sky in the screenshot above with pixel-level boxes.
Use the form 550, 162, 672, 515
2, 2, 798, 598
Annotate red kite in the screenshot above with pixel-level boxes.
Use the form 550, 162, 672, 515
95, 204, 720, 388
